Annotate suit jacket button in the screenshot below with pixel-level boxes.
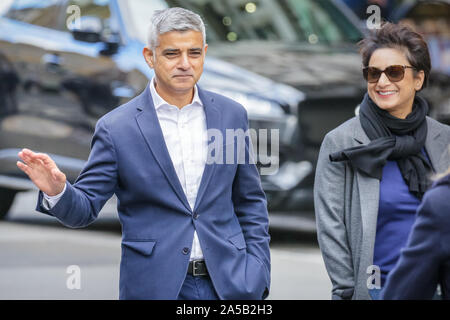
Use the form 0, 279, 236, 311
193, 213, 199, 220
182, 247, 189, 255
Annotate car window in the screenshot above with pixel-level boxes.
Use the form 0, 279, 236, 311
167, 0, 300, 42
5, 0, 62, 29
286, 0, 362, 43
164, 0, 362, 44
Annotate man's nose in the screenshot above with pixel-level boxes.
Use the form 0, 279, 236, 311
178, 53, 191, 70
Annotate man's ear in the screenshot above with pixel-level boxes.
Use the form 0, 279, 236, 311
143, 46, 155, 68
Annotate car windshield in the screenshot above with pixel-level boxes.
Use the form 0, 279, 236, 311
123, 0, 362, 45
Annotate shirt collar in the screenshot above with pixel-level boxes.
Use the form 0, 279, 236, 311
150, 77, 202, 110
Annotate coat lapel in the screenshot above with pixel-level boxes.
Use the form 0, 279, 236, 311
425, 117, 448, 173
135, 85, 192, 213
193, 88, 221, 212
352, 117, 380, 260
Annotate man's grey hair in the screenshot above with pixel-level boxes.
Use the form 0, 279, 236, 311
147, 7, 206, 50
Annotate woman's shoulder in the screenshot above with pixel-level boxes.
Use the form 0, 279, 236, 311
323, 116, 360, 145
426, 116, 450, 135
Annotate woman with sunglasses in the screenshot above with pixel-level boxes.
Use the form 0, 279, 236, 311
314, 22, 450, 300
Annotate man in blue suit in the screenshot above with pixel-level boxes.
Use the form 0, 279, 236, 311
16, 7, 270, 300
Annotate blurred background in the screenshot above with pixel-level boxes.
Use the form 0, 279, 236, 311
0, 0, 448, 299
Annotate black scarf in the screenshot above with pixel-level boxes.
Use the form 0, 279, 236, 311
330, 93, 432, 199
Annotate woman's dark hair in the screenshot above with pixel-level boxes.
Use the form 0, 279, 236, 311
358, 22, 431, 91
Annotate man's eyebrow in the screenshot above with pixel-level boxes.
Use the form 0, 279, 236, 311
162, 48, 180, 54
189, 48, 203, 51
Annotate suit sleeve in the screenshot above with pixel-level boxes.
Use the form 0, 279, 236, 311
381, 188, 445, 299
36, 118, 118, 228
231, 109, 271, 299
314, 133, 355, 300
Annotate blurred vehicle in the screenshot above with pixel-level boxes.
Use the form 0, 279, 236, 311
0, 0, 312, 230
390, 0, 450, 124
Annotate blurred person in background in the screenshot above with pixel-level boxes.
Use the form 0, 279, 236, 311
16, 7, 270, 300
314, 22, 450, 300
381, 164, 450, 300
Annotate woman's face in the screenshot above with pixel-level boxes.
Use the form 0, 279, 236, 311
367, 47, 425, 119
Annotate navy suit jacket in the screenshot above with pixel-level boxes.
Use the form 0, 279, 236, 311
36, 84, 271, 300
381, 174, 450, 299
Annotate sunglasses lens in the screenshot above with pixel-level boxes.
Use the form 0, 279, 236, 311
365, 67, 381, 83
363, 65, 407, 83
385, 65, 405, 82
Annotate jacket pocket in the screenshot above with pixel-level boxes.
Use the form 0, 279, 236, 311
122, 239, 156, 256
228, 232, 247, 250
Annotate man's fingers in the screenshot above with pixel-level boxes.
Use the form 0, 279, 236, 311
20, 148, 38, 161
19, 149, 38, 164
19, 149, 54, 168
34, 153, 54, 166
18, 152, 34, 168
16, 161, 31, 176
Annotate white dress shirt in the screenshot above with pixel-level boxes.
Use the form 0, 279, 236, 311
44, 78, 208, 260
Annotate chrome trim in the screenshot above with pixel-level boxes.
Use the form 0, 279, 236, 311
0, 148, 86, 172
0, 175, 36, 190
269, 213, 316, 233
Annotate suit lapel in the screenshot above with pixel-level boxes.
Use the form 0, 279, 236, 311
193, 88, 221, 212
135, 85, 192, 213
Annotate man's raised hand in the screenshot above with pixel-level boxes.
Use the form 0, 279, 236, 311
17, 148, 66, 196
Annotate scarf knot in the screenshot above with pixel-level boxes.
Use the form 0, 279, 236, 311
330, 93, 432, 198
390, 135, 421, 159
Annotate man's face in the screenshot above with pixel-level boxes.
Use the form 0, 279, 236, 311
144, 30, 207, 96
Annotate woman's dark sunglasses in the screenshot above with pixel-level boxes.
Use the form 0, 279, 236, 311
362, 65, 415, 83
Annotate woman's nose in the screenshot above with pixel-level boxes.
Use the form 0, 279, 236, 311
377, 72, 391, 86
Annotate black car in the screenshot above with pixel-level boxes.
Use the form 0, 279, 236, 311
0, 0, 312, 230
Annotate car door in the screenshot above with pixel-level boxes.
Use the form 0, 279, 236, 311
0, 0, 132, 182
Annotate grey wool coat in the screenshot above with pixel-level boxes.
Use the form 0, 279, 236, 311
314, 115, 450, 300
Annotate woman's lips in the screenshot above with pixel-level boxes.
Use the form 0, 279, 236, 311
376, 90, 398, 98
